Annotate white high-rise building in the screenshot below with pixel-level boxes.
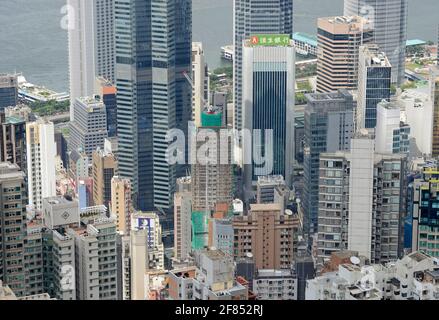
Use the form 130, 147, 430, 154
67, 0, 115, 120
233, 0, 293, 132
242, 34, 295, 197
26, 119, 57, 210
131, 211, 164, 271
344, 0, 408, 85
130, 229, 148, 300
317, 131, 407, 265
192, 42, 209, 127
400, 85, 434, 156
375, 100, 409, 154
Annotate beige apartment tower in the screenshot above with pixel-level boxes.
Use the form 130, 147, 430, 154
316, 16, 373, 93
92, 148, 117, 208
111, 176, 132, 235
232, 203, 299, 270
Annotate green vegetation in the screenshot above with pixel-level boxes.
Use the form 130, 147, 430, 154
296, 63, 317, 79
210, 65, 233, 103
400, 81, 418, 91
297, 80, 312, 92
210, 65, 233, 91
390, 84, 397, 95
295, 92, 307, 105
30, 100, 70, 116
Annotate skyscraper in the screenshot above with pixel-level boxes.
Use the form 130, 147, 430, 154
191, 42, 209, 127
68, 0, 115, 119
233, 0, 293, 132
0, 163, 27, 297
192, 106, 233, 213
26, 119, 57, 210
317, 132, 407, 264
95, 77, 117, 137
242, 34, 295, 198
316, 16, 373, 93
69, 96, 108, 161
344, 0, 408, 85
115, 0, 192, 212
357, 44, 392, 129
303, 90, 355, 236
0, 74, 18, 111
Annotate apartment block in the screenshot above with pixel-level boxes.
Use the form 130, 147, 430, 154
317, 132, 407, 265
233, 203, 299, 270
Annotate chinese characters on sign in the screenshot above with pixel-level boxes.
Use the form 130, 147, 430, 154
250, 34, 291, 46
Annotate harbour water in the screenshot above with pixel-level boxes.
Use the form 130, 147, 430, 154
0, 0, 437, 92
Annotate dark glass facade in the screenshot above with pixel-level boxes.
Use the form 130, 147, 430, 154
364, 67, 391, 128
252, 70, 287, 180
115, 0, 191, 212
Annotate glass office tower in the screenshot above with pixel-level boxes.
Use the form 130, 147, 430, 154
344, 0, 408, 85
115, 0, 192, 212
242, 35, 295, 199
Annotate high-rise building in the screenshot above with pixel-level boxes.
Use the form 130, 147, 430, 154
111, 176, 132, 235
131, 211, 164, 270
357, 44, 392, 129
192, 106, 233, 213
0, 74, 18, 111
41, 196, 79, 300
191, 42, 209, 127
0, 163, 27, 297
69, 96, 108, 161
242, 34, 295, 198
411, 168, 439, 258
95, 77, 117, 137
317, 132, 407, 264
26, 119, 57, 210
54, 130, 68, 170
115, 0, 192, 212
232, 203, 299, 270
68, 212, 118, 300
399, 85, 434, 156
233, 0, 293, 131
303, 90, 355, 235
173, 176, 192, 263
67, 0, 115, 119
24, 220, 44, 297
129, 228, 148, 300
316, 16, 373, 93
344, 0, 408, 85
92, 148, 117, 209
256, 175, 287, 204
0, 112, 27, 172
375, 100, 410, 154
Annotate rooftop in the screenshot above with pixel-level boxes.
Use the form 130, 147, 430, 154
293, 32, 317, 47
406, 39, 427, 47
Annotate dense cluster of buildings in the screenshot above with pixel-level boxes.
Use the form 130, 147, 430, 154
1, 0, 439, 301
